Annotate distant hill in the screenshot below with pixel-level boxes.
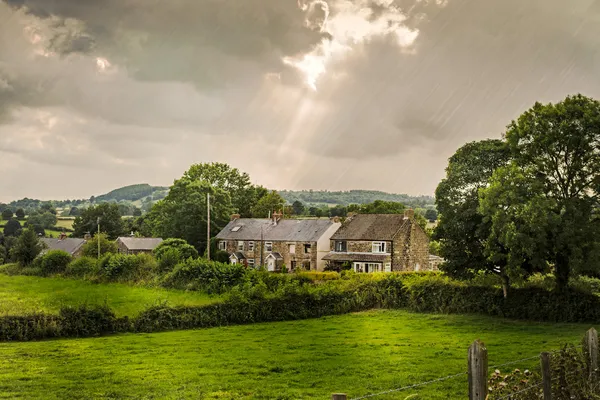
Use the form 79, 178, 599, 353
279, 190, 435, 208
93, 184, 169, 203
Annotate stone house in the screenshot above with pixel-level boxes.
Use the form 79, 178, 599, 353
116, 237, 163, 255
215, 213, 341, 272
322, 210, 430, 273
41, 233, 86, 257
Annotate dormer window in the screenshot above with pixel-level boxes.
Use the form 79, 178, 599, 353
372, 241, 387, 253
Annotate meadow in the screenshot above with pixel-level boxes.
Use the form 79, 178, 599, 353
0, 275, 219, 317
0, 309, 590, 399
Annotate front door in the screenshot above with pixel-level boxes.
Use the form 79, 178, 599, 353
267, 258, 276, 272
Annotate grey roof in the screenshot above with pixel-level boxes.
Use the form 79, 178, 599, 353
330, 214, 409, 241
41, 238, 86, 255
116, 237, 163, 251
216, 219, 339, 242
266, 252, 283, 260
230, 252, 246, 260
323, 252, 389, 262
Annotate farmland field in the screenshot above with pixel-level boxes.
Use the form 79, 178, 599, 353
0, 309, 589, 399
0, 275, 219, 317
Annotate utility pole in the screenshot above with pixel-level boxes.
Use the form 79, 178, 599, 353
207, 193, 211, 261
97, 217, 101, 259
260, 224, 263, 268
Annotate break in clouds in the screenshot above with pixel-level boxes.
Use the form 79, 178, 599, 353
1, 0, 600, 201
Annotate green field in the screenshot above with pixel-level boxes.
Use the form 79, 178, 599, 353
0, 275, 219, 317
0, 310, 590, 399
54, 218, 75, 230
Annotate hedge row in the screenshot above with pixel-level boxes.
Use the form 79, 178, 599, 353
3, 276, 600, 341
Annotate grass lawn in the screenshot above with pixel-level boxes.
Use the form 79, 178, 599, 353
0, 310, 591, 399
54, 219, 75, 230
0, 275, 219, 317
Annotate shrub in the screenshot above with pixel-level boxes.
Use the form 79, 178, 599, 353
81, 233, 118, 258
39, 250, 72, 275
0, 263, 22, 275
295, 271, 340, 282
161, 258, 247, 294
157, 247, 181, 273
66, 257, 98, 278
154, 238, 198, 261
97, 253, 156, 282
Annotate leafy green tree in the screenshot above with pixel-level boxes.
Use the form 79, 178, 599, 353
434, 139, 511, 290
2, 209, 13, 220
480, 95, 600, 291
154, 238, 199, 261
118, 203, 132, 217
27, 212, 57, 229
251, 190, 286, 218
329, 205, 347, 218
11, 227, 44, 266
424, 209, 438, 222
73, 203, 124, 240
183, 162, 265, 218
81, 233, 118, 258
15, 208, 25, 220
348, 200, 405, 214
132, 207, 142, 217
69, 207, 81, 217
123, 215, 154, 238
3, 219, 22, 237
149, 178, 233, 254
40, 203, 56, 215
292, 201, 306, 215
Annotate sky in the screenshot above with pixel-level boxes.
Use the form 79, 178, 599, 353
1, 0, 600, 202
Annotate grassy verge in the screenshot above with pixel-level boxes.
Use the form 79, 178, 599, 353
0, 309, 590, 399
0, 275, 219, 317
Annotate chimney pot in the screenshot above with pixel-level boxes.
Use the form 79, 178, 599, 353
231, 214, 240, 221
404, 208, 415, 220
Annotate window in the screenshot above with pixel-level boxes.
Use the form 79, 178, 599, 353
248, 259, 255, 268
372, 241, 387, 253
415, 263, 421, 272
237, 241, 244, 251
231, 226, 241, 232
291, 261, 297, 270
231, 258, 237, 265
248, 241, 254, 251
335, 241, 347, 252
265, 242, 273, 252
218, 241, 227, 251
288, 244, 296, 254
303, 261, 311, 270
384, 263, 392, 273
304, 244, 312, 253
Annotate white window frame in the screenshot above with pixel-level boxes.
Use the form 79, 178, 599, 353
384, 263, 392, 273
248, 241, 254, 251
231, 257, 237, 265
219, 241, 227, 251
289, 244, 296, 254
304, 244, 312, 253
265, 242, 273, 252
248, 259, 255, 268
335, 241, 346, 252
237, 241, 244, 251
372, 241, 387, 254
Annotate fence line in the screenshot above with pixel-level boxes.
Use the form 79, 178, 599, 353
331, 330, 597, 400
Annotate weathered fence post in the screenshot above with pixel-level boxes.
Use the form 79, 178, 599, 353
332, 394, 347, 400
468, 339, 488, 400
540, 352, 552, 400
585, 327, 598, 380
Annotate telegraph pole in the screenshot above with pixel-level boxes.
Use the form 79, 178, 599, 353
207, 193, 211, 261
97, 217, 101, 259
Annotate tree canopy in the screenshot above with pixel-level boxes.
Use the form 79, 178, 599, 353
11, 227, 44, 266
3, 219, 22, 237
251, 190, 286, 218
73, 203, 125, 240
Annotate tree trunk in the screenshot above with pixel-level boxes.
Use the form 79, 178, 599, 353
555, 253, 570, 292
501, 273, 510, 298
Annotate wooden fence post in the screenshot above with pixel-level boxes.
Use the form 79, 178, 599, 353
585, 328, 598, 380
540, 352, 552, 400
468, 339, 488, 400
332, 394, 347, 400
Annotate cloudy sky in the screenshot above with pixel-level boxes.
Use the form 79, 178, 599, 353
1, 0, 599, 202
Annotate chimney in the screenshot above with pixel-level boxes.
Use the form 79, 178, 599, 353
331, 216, 341, 223
84, 232, 91, 241
231, 214, 240, 222
272, 210, 282, 226
58, 232, 67, 241
130, 231, 135, 237
404, 208, 415, 220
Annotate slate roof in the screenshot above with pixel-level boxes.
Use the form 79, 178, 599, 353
322, 252, 389, 262
230, 252, 246, 260
266, 252, 283, 260
216, 219, 339, 242
41, 238, 86, 255
116, 237, 163, 251
330, 214, 409, 241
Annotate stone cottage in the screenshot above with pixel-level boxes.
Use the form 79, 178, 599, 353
322, 209, 430, 273
116, 237, 163, 255
215, 213, 341, 271
41, 233, 86, 257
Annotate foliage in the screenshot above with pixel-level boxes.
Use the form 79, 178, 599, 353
97, 253, 157, 282
11, 228, 44, 266
154, 238, 199, 261
15, 208, 25, 220
66, 256, 98, 278
348, 200, 405, 214
39, 250, 72, 275
280, 189, 434, 208
81, 233, 118, 258
1, 209, 13, 220
73, 203, 125, 240
251, 190, 286, 218
95, 184, 168, 203
434, 139, 511, 281
156, 248, 181, 273
26, 211, 58, 229
149, 178, 232, 254
480, 95, 600, 291
3, 218, 22, 237
161, 258, 247, 294
424, 208, 438, 221
291, 200, 305, 215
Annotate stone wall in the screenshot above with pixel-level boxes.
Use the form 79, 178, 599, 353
221, 239, 318, 270
392, 220, 430, 271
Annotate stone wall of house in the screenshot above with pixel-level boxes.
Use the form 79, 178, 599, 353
330, 240, 393, 253
392, 220, 430, 271
221, 239, 318, 270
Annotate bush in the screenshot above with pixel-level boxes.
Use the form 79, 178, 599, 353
39, 250, 72, 275
154, 238, 198, 261
97, 253, 156, 282
295, 271, 340, 282
161, 258, 247, 294
66, 257, 98, 278
0, 263, 22, 276
157, 247, 181, 273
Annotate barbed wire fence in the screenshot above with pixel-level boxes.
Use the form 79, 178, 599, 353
330, 329, 597, 400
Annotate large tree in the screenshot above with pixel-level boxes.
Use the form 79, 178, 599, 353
348, 200, 405, 215
183, 162, 266, 218
3, 219, 22, 237
73, 203, 125, 240
11, 227, 44, 266
26, 212, 57, 229
480, 95, 600, 291
251, 190, 285, 218
149, 178, 233, 254
1, 209, 13, 220
434, 139, 512, 289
